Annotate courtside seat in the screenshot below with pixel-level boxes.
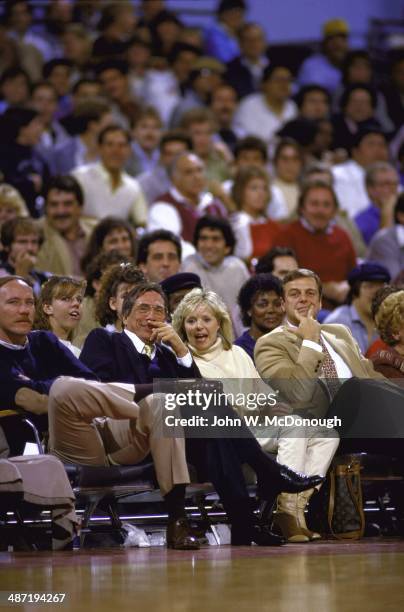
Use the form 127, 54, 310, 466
0, 408, 45, 455
63, 462, 157, 544
63, 463, 221, 545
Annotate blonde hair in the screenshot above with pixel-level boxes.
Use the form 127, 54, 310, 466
172, 288, 234, 350
0, 184, 29, 217
374, 290, 404, 346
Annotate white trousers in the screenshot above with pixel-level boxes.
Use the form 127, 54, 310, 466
259, 425, 339, 476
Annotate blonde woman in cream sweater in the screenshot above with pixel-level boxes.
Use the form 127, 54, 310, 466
172, 288, 337, 542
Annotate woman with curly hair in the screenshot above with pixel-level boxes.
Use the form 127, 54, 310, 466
34, 276, 86, 357
80, 216, 137, 274
95, 262, 145, 332
371, 288, 404, 377
73, 250, 134, 347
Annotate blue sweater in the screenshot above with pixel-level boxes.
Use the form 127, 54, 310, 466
0, 330, 97, 409
234, 331, 256, 363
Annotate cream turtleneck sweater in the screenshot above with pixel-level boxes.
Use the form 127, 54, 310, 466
188, 337, 279, 448
189, 337, 260, 380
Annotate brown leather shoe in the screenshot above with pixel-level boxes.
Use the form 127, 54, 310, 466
166, 518, 200, 550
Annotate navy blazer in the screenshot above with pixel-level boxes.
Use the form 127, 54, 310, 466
80, 328, 201, 384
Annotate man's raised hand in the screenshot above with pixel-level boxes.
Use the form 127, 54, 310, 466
290, 305, 321, 343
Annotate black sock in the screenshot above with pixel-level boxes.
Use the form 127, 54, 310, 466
235, 437, 281, 481
164, 484, 186, 521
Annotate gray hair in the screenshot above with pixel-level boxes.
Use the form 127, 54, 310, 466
167, 151, 204, 180
365, 162, 397, 188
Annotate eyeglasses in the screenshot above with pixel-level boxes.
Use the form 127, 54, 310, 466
134, 304, 166, 317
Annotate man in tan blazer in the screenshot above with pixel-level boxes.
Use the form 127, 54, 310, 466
255, 268, 385, 418
254, 268, 403, 542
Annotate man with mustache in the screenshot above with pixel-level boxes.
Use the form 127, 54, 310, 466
0, 275, 97, 454
36, 175, 94, 277
0, 275, 200, 549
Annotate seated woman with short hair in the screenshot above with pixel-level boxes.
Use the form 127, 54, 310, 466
34, 276, 86, 358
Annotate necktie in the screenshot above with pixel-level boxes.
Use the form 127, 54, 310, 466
318, 335, 340, 400
142, 344, 153, 359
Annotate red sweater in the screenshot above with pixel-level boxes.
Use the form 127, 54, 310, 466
274, 220, 356, 281
157, 192, 226, 243
250, 220, 280, 260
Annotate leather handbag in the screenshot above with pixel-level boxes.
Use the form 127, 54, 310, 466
327, 460, 365, 540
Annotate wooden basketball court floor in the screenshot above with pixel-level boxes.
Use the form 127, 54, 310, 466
1, 539, 404, 612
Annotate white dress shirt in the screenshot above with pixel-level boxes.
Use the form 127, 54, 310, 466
148, 187, 218, 235
332, 160, 368, 218
0, 338, 28, 350
72, 162, 148, 226
234, 94, 298, 143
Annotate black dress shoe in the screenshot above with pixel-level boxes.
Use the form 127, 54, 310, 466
257, 468, 324, 500
166, 518, 200, 550
231, 525, 286, 546
277, 466, 324, 493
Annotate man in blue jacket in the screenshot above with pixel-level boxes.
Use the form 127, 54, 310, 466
0, 275, 97, 452
0, 275, 97, 411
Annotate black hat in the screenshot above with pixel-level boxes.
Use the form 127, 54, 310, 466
160, 273, 202, 295
348, 262, 391, 286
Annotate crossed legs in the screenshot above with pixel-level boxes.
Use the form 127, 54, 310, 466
48, 377, 190, 496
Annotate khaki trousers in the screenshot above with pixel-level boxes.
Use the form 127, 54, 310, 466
48, 377, 190, 495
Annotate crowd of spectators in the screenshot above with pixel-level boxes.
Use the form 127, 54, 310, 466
1, 0, 404, 548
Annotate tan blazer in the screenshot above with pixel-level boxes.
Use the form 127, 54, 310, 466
36, 217, 95, 277
254, 323, 385, 417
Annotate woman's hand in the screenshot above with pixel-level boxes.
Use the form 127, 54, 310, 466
149, 321, 189, 358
